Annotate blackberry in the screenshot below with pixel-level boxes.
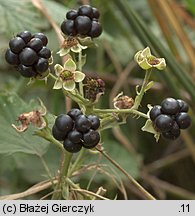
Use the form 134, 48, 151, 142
88, 21, 102, 38
9, 37, 25, 54
177, 99, 189, 113
66, 10, 78, 20
75, 16, 92, 35
176, 112, 191, 129
55, 114, 73, 133
18, 64, 36, 77
5, 49, 19, 65
17, 31, 32, 43
154, 114, 174, 132
27, 38, 43, 52
52, 125, 66, 141
149, 105, 162, 121
92, 7, 100, 19
67, 108, 82, 120
33, 33, 48, 46
75, 115, 92, 132
61, 20, 77, 36
83, 129, 100, 149
88, 115, 100, 130
63, 138, 82, 153
19, 47, 38, 66
78, 5, 93, 18
35, 58, 49, 73
68, 130, 82, 143
38, 47, 51, 59
161, 98, 180, 115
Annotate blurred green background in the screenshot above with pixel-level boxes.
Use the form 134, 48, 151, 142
0, 0, 195, 200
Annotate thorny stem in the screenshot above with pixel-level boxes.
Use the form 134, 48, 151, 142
132, 69, 152, 110
96, 147, 156, 200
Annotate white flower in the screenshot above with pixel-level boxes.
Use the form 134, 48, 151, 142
53, 58, 85, 91
134, 47, 166, 70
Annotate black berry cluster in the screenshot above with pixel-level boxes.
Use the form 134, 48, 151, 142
61, 5, 102, 38
150, 98, 191, 140
52, 108, 101, 153
5, 31, 51, 78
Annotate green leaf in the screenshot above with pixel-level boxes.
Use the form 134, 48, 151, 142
0, 92, 50, 155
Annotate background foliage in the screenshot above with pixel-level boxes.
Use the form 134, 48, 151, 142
0, 0, 195, 199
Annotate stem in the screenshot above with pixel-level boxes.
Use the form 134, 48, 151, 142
52, 151, 73, 199
96, 147, 156, 200
35, 128, 64, 152
94, 108, 148, 119
69, 148, 86, 176
132, 69, 152, 110
78, 51, 84, 97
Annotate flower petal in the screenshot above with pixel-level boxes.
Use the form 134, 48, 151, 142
64, 58, 76, 71
139, 58, 153, 70
134, 50, 142, 62
63, 80, 76, 91
53, 78, 63, 89
71, 45, 82, 53
142, 47, 151, 57
74, 71, 85, 82
54, 64, 64, 76
57, 48, 70, 56
156, 58, 166, 70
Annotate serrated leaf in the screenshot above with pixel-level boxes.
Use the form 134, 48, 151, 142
141, 119, 160, 142
0, 92, 50, 155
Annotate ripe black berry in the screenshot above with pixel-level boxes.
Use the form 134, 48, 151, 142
75, 16, 92, 35
5, 49, 19, 65
88, 21, 102, 38
18, 64, 36, 77
17, 31, 32, 43
177, 99, 189, 112
88, 115, 100, 130
150, 105, 162, 121
9, 37, 26, 54
55, 114, 73, 133
66, 9, 78, 20
92, 7, 100, 19
75, 115, 92, 132
63, 138, 82, 153
161, 98, 180, 115
27, 38, 43, 52
35, 58, 49, 73
19, 47, 38, 66
154, 114, 174, 132
38, 47, 51, 59
162, 130, 180, 140
61, 20, 77, 36
176, 112, 191, 129
78, 5, 93, 18
68, 130, 82, 143
67, 108, 82, 120
162, 121, 180, 140
52, 125, 66, 141
33, 33, 48, 46
83, 129, 100, 149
